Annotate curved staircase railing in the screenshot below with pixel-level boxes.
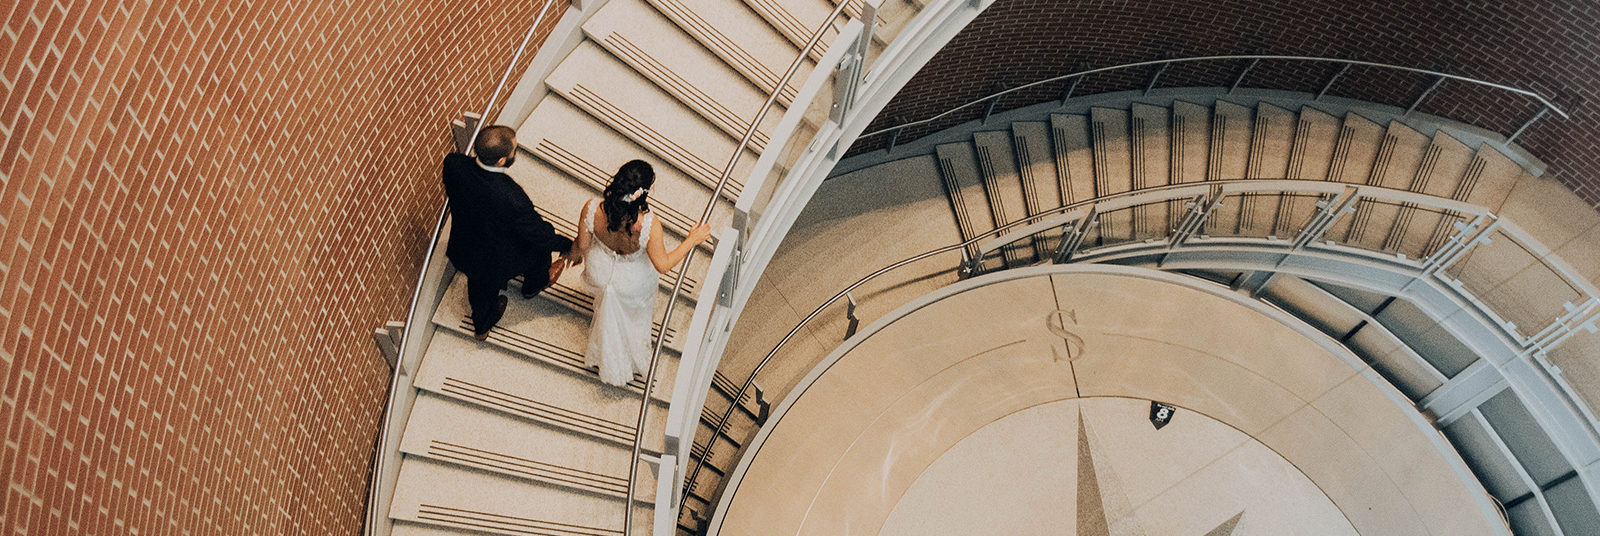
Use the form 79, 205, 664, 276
363, 1, 563, 534
857, 55, 1570, 153
623, 0, 858, 532
695, 178, 1600, 534
667, 24, 1589, 534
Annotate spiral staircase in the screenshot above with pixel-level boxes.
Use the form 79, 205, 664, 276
365, 0, 1600, 534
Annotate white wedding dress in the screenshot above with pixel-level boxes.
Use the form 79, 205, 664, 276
581, 203, 659, 387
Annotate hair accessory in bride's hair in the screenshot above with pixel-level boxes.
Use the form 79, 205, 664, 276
622, 188, 648, 203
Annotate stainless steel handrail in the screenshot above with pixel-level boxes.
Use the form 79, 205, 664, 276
622, 0, 855, 533
363, 1, 561, 534
684, 177, 1600, 496
858, 55, 1570, 142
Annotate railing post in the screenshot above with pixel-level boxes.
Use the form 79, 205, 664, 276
1291, 187, 1359, 250
1228, 59, 1260, 94
1506, 108, 1550, 144
982, 91, 1004, 124
829, 2, 877, 124
1316, 64, 1351, 101
1420, 215, 1495, 278
1406, 75, 1447, 117
1053, 207, 1098, 264
1523, 298, 1600, 357
1060, 74, 1084, 105
844, 292, 860, 339
886, 126, 903, 153
1144, 62, 1169, 96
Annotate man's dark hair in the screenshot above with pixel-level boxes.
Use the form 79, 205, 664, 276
473, 125, 517, 166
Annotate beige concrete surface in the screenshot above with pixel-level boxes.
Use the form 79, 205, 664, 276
714, 269, 1504, 536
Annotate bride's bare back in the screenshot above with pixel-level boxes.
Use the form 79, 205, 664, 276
589, 204, 646, 255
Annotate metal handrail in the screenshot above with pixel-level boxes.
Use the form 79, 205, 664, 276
685, 177, 1600, 496
622, 0, 855, 533
857, 55, 1570, 142
363, 1, 561, 534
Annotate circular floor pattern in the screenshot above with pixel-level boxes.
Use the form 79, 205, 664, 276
879, 397, 1355, 536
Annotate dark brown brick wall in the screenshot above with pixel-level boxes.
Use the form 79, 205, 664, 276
854, 0, 1600, 205
1, 1, 564, 534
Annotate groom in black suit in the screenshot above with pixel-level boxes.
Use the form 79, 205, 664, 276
441, 125, 573, 340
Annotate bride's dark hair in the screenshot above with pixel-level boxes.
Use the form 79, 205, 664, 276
602, 160, 655, 234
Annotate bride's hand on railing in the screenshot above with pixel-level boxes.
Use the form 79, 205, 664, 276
686, 222, 713, 246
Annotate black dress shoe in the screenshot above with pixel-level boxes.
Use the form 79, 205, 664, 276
474, 296, 508, 341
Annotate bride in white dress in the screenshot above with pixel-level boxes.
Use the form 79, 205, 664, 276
567, 160, 711, 387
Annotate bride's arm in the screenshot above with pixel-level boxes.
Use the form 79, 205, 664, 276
647, 216, 711, 274
568, 202, 590, 265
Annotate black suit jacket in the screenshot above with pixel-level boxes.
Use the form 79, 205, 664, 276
441, 153, 573, 280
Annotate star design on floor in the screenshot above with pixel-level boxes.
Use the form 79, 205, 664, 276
1076, 408, 1245, 536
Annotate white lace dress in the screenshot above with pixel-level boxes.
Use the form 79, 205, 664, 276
581, 203, 659, 386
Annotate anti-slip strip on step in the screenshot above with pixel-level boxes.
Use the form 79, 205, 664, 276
644, 0, 795, 102
439, 377, 636, 445
450, 317, 656, 393
565, 86, 746, 199
524, 140, 710, 233
710, 371, 765, 418
425, 440, 630, 497
602, 34, 771, 153
416, 504, 622, 536
743, 0, 830, 62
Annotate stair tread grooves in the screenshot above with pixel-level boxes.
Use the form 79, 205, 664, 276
640, 0, 807, 104
523, 138, 719, 230
519, 96, 743, 209
586, 0, 783, 111
600, 34, 772, 150
428, 275, 679, 398
548, 43, 766, 163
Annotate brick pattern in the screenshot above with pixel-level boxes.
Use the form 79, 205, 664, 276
853, 0, 1600, 206
0, 1, 565, 534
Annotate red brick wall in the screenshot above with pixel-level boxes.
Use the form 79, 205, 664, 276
854, 0, 1600, 206
1, 1, 565, 534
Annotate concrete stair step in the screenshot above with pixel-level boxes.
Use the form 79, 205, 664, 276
549, 41, 767, 159
1455, 144, 1527, 212
513, 140, 729, 241
431, 273, 684, 392
1130, 103, 1172, 240
933, 142, 995, 262
1205, 100, 1253, 236
1274, 105, 1343, 238
1088, 107, 1134, 245
1287, 105, 1341, 182
585, 2, 783, 146
390, 457, 654, 536
639, 0, 809, 105
542, 89, 749, 200
1227, 102, 1294, 238
1322, 112, 1386, 241
1169, 100, 1211, 185
972, 129, 1033, 264
416, 329, 673, 422
1383, 132, 1476, 259
740, 0, 836, 63
519, 96, 742, 208
1050, 113, 1096, 205
400, 390, 656, 501
1347, 121, 1430, 252
1009, 121, 1066, 256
